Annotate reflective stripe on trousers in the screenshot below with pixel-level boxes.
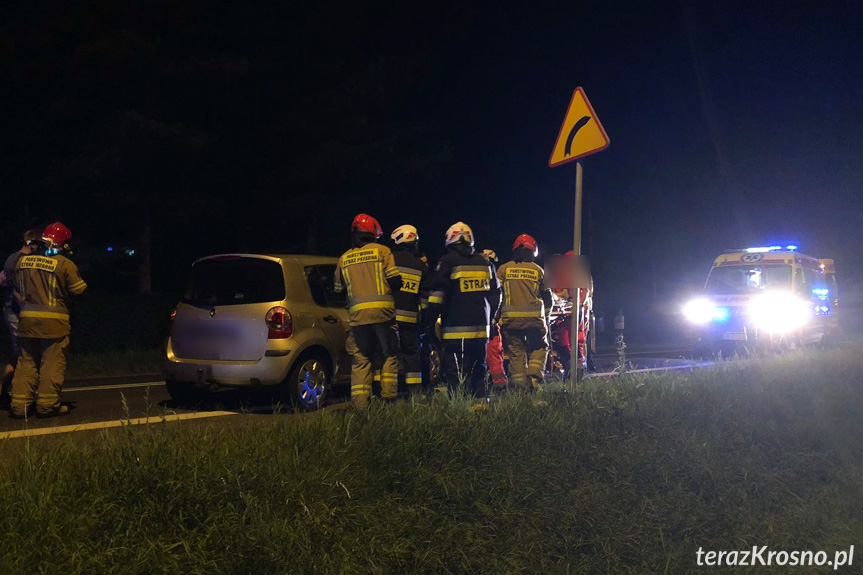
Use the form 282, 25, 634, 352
10, 335, 69, 416
501, 327, 548, 391
427, 290, 445, 305
395, 309, 418, 324
346, 322, 399, 407
397, 321, 422, 388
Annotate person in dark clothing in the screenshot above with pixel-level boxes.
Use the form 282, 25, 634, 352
389, 224, 430, 397
425, 222, 501, 403
0, 228, 42, 409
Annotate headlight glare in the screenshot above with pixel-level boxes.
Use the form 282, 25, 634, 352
749, 294, 811, 333
683, 299, 727, 324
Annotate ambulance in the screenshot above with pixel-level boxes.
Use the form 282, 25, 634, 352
683, 245, 838, 353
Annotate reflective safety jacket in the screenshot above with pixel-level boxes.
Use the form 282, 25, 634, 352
334, 243, 400, 326
427, 245, 501, 341
15, 254, 87, 339
497, 260, 548, 330
391, 247, 429, 325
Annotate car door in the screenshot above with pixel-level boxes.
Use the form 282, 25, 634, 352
304, 265, 351, 382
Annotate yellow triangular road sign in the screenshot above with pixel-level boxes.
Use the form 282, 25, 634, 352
549, 87, 610, 167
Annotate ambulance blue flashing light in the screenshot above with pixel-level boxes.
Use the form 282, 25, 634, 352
786, 245, 798, 251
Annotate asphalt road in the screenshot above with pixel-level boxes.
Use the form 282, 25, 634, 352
0, 341, 702, 438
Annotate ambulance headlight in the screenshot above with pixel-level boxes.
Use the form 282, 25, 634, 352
748, 293, 811, 333
683, 299, 728, 324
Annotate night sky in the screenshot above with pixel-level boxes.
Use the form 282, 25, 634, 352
3, 0, 862, 315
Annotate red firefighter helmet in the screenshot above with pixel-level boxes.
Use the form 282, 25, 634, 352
513, 233, 538, 257
42, 222, 72, 249
351, 214, 383, 238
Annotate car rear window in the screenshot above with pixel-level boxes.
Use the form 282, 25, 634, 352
183, 257, 285, 306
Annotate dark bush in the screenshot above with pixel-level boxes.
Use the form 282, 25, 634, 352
68, 293, 178, 353
0, 294, 176, 364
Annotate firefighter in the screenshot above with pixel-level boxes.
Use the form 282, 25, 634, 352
10, 223, 87, 419
334, 214, 402, 408
481, 249, 508, 390
426, 222, 500, 400
389, 224, 429, 397
0, 228, 43, 408
497, 234, 552, 392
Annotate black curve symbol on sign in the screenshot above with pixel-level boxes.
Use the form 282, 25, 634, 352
564, 116, 592, 156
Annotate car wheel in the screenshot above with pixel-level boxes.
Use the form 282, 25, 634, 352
283, 354, 330, 411
165, 379, 204, 405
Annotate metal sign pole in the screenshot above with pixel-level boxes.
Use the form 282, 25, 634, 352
548, 87, 608, 386
571, 161, 583, 386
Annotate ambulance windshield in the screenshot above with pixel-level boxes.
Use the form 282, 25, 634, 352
705, 264, 792, 295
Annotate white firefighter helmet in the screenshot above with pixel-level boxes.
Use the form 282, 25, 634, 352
444, 222, 474, 247
391, 224, 419, 245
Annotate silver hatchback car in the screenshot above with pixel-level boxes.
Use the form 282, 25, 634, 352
163, 254, 350, 410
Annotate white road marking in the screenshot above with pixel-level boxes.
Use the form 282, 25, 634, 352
65, 381, 165, 393
0, 411, 238, 440
586, 362, 712, 378
594, 350, 690, 358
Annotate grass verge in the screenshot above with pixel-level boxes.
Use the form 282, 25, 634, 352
2, 347, 863, 574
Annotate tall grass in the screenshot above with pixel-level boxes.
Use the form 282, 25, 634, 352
1, 347, 863, 574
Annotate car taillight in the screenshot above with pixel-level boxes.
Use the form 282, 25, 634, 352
266, 306, 292, 339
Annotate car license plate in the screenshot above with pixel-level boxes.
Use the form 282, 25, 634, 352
723, 332, 746, 341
